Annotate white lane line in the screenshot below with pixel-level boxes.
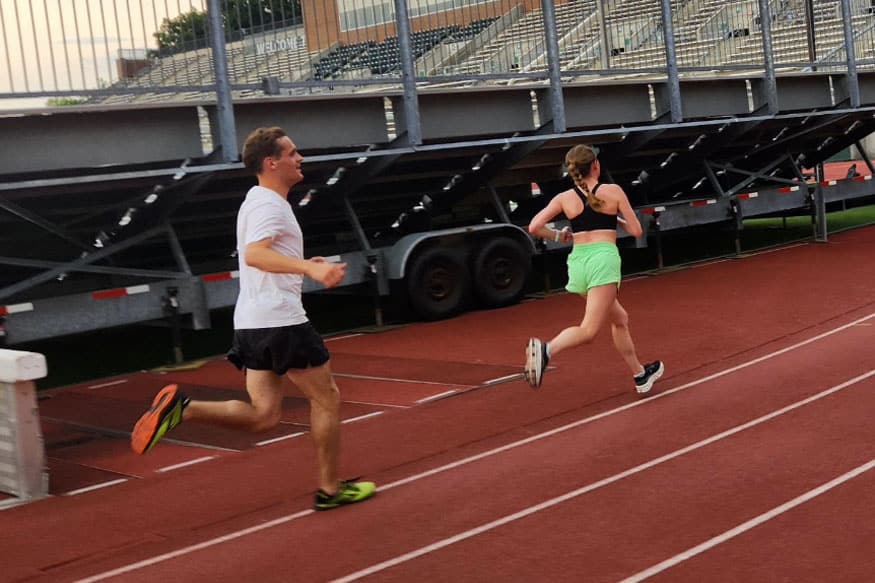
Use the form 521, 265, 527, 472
416, 390, 457, 404
341, 411, 383, 424
73, 509, 315, 583
342, 400, 408, 409
622, 458, 875, 582
72, 313, 875, 583
334, 372, 472, 387
324, 334, 364, 342
483, 373, 525, 386
332, 369, 875, 583
156, 456, 216, 473
63, 479, 129, 496
87, 379, 128, 390
691, 258, 731, 269
256, 432, 306, 447
745, 242, 808, 256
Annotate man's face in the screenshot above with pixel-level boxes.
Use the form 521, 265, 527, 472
268, 136, 304, 187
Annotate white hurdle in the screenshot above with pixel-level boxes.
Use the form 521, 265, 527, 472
0, 349, 48, 505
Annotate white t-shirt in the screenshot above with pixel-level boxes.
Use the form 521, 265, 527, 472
233, 185, 308, 329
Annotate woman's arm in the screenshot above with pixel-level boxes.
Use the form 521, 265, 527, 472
528, 192, 573, 242
613, 187, 643, 238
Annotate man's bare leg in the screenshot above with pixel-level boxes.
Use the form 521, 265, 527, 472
183, 369, 285, 432
286, 362, 341, 494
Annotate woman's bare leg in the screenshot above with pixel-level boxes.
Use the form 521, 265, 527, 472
547, 284, 617, 357
609, 299, 644, 375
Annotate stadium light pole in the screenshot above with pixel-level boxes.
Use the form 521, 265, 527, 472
394, 0, 422, 146
540, 0, 566, 132
207, 0, 238, 163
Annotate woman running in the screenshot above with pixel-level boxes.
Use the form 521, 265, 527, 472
524, 144, 664, 393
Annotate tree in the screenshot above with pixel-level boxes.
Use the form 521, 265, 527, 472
225, 0, 302, 33
154, 0, 302, 52
155, 10, 209, 52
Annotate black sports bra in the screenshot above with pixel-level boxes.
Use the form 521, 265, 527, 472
568, 183, 618, 232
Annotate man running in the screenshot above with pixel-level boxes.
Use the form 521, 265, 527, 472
131, 127, 376, 511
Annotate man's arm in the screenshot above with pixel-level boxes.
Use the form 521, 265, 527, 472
245, 238, 346, 288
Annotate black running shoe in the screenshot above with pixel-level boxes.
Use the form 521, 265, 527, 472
525, 338, 549, 389
634, 360, 664, 395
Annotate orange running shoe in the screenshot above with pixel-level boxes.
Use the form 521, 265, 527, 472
131, 384, 187, 454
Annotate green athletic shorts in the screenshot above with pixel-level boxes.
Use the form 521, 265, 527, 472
565, 242, 622, 295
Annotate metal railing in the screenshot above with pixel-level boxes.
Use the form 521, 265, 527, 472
0, 0, 871, 121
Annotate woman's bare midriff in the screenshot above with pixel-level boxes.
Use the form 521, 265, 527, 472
572, 229, 617, 245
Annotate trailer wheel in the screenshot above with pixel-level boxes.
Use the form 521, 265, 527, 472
472, 237, 531, 308
406, 247, 470, 320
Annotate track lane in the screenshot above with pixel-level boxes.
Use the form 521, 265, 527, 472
58, 311, 875, 583
6, 228, 875, 582
638, 466, 875, 582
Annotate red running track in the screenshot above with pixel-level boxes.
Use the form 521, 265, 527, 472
2, 227, 875, 582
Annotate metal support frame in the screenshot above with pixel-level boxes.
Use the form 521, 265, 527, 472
703, 162, 726, 197
0, 257, 184, 280
659, 0, 682, 123
756, 0, 779, 115
839, 0, 861, 108
855, 140, 875, 175
329, 146, 407, 328
708, 155, 804, 198
165, 223, 193, 275
541, 0, 567, 132
596, 0, 610, 70
206, 0, 237, 162
394, 0, 422, 146
0, 225, 169, 301
439, 120, 559, 210
814, 180, 828, 242
0, 197, 92, 253
646, 119, 765, 197
487, 184, 511, 224
803, 0, 817, 65
730, 113, 854, 172
1, 171, 212, 301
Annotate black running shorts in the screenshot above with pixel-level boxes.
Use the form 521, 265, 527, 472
227, 322, 330, 374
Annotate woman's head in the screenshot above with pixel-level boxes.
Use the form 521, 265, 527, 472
564, 144, 598, 183
565, 144, 603, 209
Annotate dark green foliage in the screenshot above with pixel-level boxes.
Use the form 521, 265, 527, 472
154, 0, 302, 52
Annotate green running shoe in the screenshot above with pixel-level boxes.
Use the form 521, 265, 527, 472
314, 479, 377, 511
131, 384, 187, 454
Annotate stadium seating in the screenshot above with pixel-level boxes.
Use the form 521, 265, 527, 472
110, 0, 874, 102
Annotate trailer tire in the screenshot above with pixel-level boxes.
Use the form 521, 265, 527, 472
406, 247, 470, 320
471, 237, 531, 308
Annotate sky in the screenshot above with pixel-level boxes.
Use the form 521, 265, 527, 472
0, 0, 203, 104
